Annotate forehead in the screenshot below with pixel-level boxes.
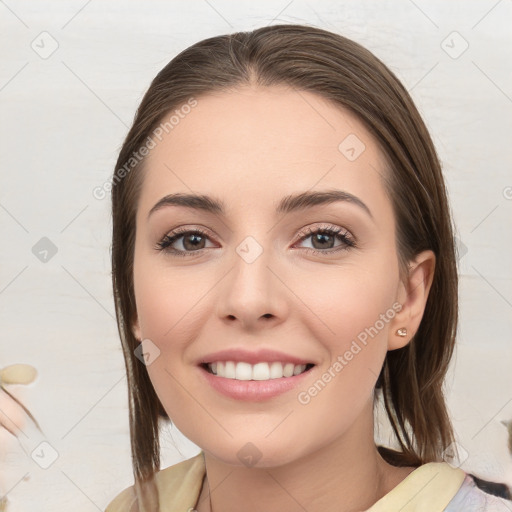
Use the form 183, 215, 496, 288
138, 85, 391, 221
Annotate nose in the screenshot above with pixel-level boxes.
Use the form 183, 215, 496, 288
215, 237, 289, 331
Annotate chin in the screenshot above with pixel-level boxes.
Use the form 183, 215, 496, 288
200, 437, 311, 470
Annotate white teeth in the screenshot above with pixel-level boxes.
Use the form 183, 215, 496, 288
252, 362, 270, 380
235, 362, 253, 380
269, 362, 283, 379
293, 364, 304, 376
206, 361, 310, 380
283, 363, 295, 377
224, 361, 236, 379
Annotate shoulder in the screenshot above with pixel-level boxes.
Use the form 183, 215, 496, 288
105, 485, 137, 512
444, 474, 512, 512
368, 461, 511, 512
104, 451, 206, 512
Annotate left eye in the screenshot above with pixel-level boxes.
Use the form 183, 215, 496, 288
294, 227, 356, 253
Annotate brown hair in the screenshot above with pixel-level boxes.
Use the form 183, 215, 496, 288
111, 23, 458, 509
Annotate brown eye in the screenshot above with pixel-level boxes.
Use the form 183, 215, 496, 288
295, 226, 356, 255
155, 228, 215, 256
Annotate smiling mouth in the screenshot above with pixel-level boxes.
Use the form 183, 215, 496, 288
200, 361, 315, 381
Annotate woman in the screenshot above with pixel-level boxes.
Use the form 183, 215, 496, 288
105, 24, 511, 511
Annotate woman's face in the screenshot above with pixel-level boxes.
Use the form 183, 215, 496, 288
131, 85, 414, 467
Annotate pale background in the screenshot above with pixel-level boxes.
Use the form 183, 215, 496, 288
1, 0, 511, 510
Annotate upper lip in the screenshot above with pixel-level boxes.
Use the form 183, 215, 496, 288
197, 348, 314, 366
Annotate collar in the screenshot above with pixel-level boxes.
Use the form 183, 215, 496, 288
140, 451, 466, 511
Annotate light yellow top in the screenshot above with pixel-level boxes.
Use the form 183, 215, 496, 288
105, 451, 466, 512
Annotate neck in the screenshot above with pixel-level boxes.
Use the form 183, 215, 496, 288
196, 404, 414, 512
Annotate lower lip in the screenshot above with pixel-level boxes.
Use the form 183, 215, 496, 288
198, 365, 314, 402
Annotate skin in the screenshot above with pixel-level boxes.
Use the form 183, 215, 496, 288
131, 85, 435, 512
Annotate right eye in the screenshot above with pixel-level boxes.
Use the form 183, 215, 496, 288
155, 228, 216, 256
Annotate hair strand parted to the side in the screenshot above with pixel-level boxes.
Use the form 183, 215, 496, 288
110, 23, 458, 509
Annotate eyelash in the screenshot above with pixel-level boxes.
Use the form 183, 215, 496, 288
154, 225, 357, 258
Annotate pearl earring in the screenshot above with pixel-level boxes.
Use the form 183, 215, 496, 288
395, 327, 407, 337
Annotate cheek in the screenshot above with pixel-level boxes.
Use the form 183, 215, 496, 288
132, 257, 215, 414
132, 256, 209, 346
294, 259, 399, 352
291, 265, 397, 440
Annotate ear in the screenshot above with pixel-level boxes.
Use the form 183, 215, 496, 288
388, 249, 436, 350
132, 315, 142, 342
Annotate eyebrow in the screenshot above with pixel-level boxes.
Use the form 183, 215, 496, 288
147, 189, 373, 220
